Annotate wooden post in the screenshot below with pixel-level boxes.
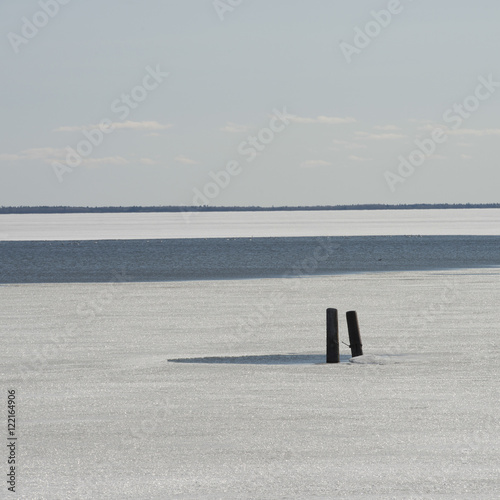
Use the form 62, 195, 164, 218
326, 308, 339, 363
346, 310, 363, 358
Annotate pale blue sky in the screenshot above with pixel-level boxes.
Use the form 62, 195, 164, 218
1, 0, 499, 206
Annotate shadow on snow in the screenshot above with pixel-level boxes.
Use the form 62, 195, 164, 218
168, 353, 351, 365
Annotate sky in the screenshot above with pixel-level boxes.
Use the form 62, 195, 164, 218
1, 0, 499, 207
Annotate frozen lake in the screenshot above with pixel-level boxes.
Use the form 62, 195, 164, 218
1, 208, 500, 241
1, 268, 499, 498
1, 210, 499, 498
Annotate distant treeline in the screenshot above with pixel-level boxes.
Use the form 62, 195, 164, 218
1, 203, 499, 214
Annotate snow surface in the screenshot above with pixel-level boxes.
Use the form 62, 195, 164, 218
1, 268, 499, 499
1, 208, 500, 241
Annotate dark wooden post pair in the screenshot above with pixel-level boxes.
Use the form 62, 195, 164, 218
326, 309, 363, 363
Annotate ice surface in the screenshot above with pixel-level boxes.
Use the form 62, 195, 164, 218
1, 208, 500, 241
1, 268, 499, 499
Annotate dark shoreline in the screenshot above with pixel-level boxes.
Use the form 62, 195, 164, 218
1, 203, 499, 214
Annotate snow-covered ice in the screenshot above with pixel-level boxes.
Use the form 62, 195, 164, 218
1, 208, 500, 241
1, 267, 499, 498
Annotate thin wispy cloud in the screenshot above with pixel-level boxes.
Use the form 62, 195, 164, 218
415, 125, 500, 138
348, 155, 372, 162
409, 119, 434, 124
0, 148, 129, 169
300, 159, 332, 168
0, 154, 20, 161
174, 155, 199, 165
449, 128, 500, 137
139, 158, 157, 165
373, 125, 401, 131
54, 121, 173, 132
0, 148, 66, 162
331, 140, 367, 150
83, 157, 128, 167
220, 122, 249, 133
288, 115, 356, 125
355, 131, 407, 140
416, 123, 442, 132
